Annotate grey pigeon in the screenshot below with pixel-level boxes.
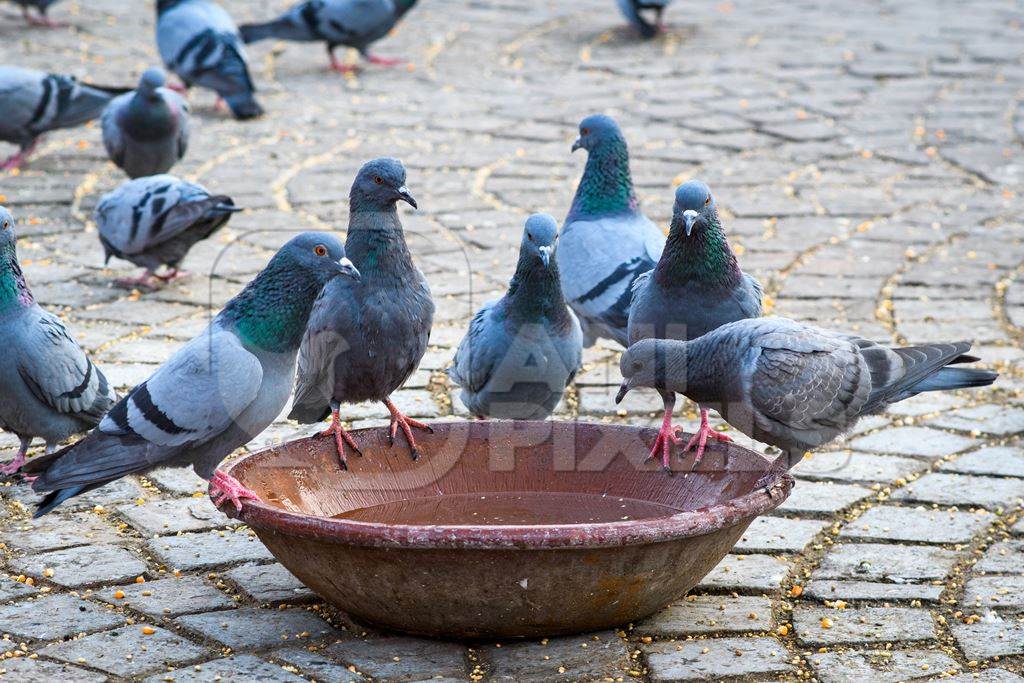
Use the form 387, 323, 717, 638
558, 114, 665, 349
101, 68, 190, 179
448, 214, 583, 419
0, 207, 116, 476
240, 0, 417, 73
6, 0, 65, 27
95, 174, 238, 289
0, 66, 129, 170
616, 0, 672, 38
617, 316, 998, 489
627, 180, 763, 468
157, 0, 264, 119
25, 232, 359, 515
289, 158, 434, 466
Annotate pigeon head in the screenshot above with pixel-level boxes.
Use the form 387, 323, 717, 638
0, 206, 15, 254
138, 68, 166, 95
616, 338, 673, 403
274, 232, 360, 286
520, 213, 558, 267
350, 158, 417, 211
671, 180, 717, 238
572, 114, 625, 154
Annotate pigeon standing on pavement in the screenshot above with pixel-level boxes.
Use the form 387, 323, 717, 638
558, 114, 664, 348
95, 174, 239, 290
240, 0, 417, 73
101, 68, 190, 179
448, 214, 583, 419
156, 0, 264, 119
617, 317, 998, 488
0, 67, 129, 170
616, 0, 672, 38
627, 180, 763, 468
289, 158, 434, 467
6, 0, 65, 27
0, 207, 116, 476
25, 232, 360, 515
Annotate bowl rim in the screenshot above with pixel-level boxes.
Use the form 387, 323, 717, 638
220, 420, 794, 550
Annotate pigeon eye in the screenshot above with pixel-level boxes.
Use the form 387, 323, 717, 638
632, 359, 643, 371
705, 195, 711, 205
374, 176, 384, 185
1, 221, 8, 230
526, 231, 533, 240
313, 245, 328, 257
581, 128, 590, 136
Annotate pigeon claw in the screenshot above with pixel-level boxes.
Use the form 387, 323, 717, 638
320, 409, 361, 471
0, 451, 27, 477
384, 398, 431, 462
209, 471, 260, 512
646, 424, 682, 470
684, 409, 733, 468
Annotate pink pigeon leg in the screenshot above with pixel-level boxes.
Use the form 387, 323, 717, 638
384, 397, 433, 461
683, 407, 733, 467
2, 138, 42, 170
647, 396, 682, 470
319, 407, 362, 470
366, 54, 406, 67
0, 446, 27, 476
209, 470, 260, 511
153, 267, 191, 284
115, 270, 163, 291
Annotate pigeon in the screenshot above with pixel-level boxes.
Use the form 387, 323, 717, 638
0, 66, 129, 170
240, 0, 417, 73
617, 316, 998, 489
26, 232, 359, 515
616, 0, 672, 38
448, 214, 583, 419
289, 158, 434, 467
156, 0, 264, 119
101, 68, 190, 179
6, 0, 65, 27
558, 114, 665, 349
95, 174, 239, 290
627, 180, 763, 468
0, 207, 116, 477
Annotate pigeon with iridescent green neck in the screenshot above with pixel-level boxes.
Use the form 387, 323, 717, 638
26, 232, 359, 516
0, 207, 116, 477
558, 114, 664, 348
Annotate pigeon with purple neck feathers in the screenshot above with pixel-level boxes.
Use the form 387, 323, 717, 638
240, 0, 417, 73
0, 207, 116, 477
617, 317, 998, 489
448, 214, 583, 419
95, 174, 239, 290
25, 232, 359, 516
616, 0, 672, 38
627, 180, 763, 469
558, 114, 665, 349
101, 68, 190, 179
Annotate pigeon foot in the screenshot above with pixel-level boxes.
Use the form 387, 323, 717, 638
384, 398, 433, 461
319, 408, 362, 470
646, 408, 682, 470
0, 450, 27, 476
153, 268, 190, 284
683, 408, 732, 467
1, 138, 40, 171
115, 271, 164, 291
209, 470, 260, 511
366, 54, 406, 67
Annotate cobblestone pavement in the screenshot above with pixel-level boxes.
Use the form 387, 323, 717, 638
1, 0, 1023, 681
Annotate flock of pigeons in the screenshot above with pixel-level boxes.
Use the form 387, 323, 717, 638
0, 0, 999, 519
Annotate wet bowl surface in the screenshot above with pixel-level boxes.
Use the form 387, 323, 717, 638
219, 420, 792, 639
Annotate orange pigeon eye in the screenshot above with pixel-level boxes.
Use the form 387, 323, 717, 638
705, 195, 711, 205
313, 244, 328, 256
374, 176, 384, 185
581, 128, 590, 136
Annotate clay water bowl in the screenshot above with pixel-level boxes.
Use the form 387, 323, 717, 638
218, 419, 792, 639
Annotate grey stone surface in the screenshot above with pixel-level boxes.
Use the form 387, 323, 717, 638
793, 451, 929, 483
805, 579, 944, 603
642, 637, 793, 681
326, 637, 468, 681
892, 473, 1024, 509
813, 543, 959, 582
952, 620, 1024, 661
849, 427, 978, 458
808, 648, 960, 681
636, 595, 774, 636
0, 657, 107, 682
0, 594, 123, 640
38, 626, 208, 677
976, 540, 1024, 574
734, 516, 829, 553
118, 497, 238, 536
696, 554, 790, 593
840, 505, 990, 543
9, 544, 148, 588
147, 529, 274, 571
794, 606, 936, 646
777, 480, 872, 515
144, 655, 308, 682
96, 577, 235, 618
929, 404, 1024, 437
487, 632, 630, 682
177, 608, 337, 650
941, 446, 1024, 478
962, 575, 1024, 612
222, 563, 315, 604
271, 647, 368, 682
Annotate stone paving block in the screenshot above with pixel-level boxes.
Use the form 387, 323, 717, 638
0, 577, 38, 602
222, 563, 315, 604
636, 595, 773, 636
0, 657, 107, 682
813, 543, 959, 582
97, 577, 235, 618
929, 404, 1024, 437
808, 648, 960, 681
147, 468, 208, 495
976, 540, 1024, 574
147, 529, 274, 571
805, 579, 944, 603
793, 451, 928, 483
951, 619, 1024, 661
9, 544, 148, 589
734, 516, 828, 553
943, 671, 1024, 683
776, 480, 872, 515
641, 636, 793, 682
271, 647, 368, 682
794, 606, 936, 646
892, 473, 1024, 510
487, 631, 630, 682
0, 594, 123, 640
145, 654, 308, 682
840, 505, 990, 544
38, 625, 208, 678
963, 575, 1024, 612
177, 607, 336, 650
695, 554, 790, 593
1, 477, 145, 511
1, 512, 123, 553
941, 446, 1024, 478
118, 497, 238, 536
326, 636, 468, 681
848, 426, 978, 458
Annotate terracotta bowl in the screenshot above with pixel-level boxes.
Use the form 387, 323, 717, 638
218, 419, 792, 639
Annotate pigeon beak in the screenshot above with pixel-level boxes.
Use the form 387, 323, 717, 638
615, 381, 630, 404
571, 137, 582, 152
397, 186, 417, 209
682, 210, 699, 237
338, 257, 360, 280
538, 245, 552, 267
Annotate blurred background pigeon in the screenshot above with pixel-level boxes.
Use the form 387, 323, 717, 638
240, 0, 417, 73
628, 180, 762, 468
0, 207, 116, 477
25, 232, 359, 515
617, 0, 672, 38
95, 174, 238, 290
101, 68, 190, 179
448, 214, 582, 419
156, 0, 264, 119
558, 114, 664, 348
290, 158, 434, 467
618, 317, 998, 488
6, 0, 65, 27
0, 66, 129, 170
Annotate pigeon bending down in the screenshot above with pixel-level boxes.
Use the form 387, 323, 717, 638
617, 317, 998, 489
627, 180, 763, 468
616, 0, 672, 38
24, 233, 359, 515
95, 174, 239, 290
0, 207, 116, 477
289, 158, 434, 467
448, 214, 583, 419
240, 0, 417, 73
156, 0, 263, 119
0, 66, 129, 170
101, 68, 190, 179
558, 114, 664, 348
6, 0, 65, 27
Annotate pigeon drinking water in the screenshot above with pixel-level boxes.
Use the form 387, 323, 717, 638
448, 214, 583, 419
0, 207, 116, 476
26, 232, 359, 515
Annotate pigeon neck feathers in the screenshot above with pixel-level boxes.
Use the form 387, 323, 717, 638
346, 201, 416, 282
506, 249, 568, 321
656, 213, 740, 289
0, 246, 34, 314
568, 138, 638, 220
123, 93, 177, 141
